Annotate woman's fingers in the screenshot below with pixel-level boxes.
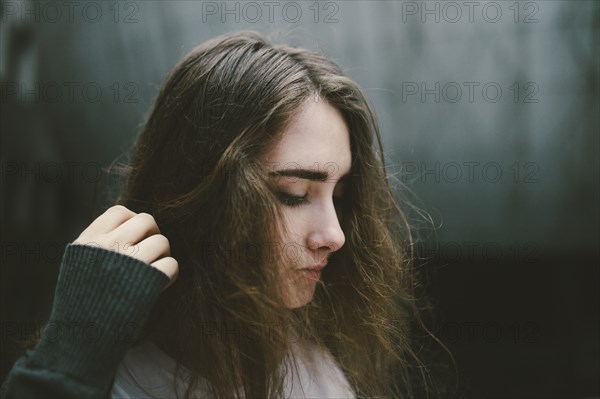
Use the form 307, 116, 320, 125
150, 256, 179, 289
73, 205, 179, 291
126, 235, 178, 289
76, 205, 136, 240
109, 212, 161, 251
132, 234, 171, 265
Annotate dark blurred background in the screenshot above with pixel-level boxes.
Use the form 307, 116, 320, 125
1, 1, 598, 398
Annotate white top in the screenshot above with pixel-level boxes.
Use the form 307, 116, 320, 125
111, 338, 356, 398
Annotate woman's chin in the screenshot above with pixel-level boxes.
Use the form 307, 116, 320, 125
283, 280, 317, 309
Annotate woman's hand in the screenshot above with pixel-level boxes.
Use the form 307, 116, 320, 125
73, 205, 178, 288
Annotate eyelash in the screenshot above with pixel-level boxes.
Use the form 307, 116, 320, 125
278, 192, 309, 207
277, 192, 346, 209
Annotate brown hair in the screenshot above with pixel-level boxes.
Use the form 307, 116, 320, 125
113, 30, 444, 398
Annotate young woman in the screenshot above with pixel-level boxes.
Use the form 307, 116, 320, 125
1, 30, 438, 398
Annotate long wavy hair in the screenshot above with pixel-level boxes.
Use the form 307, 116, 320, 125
112, 30, 442, 399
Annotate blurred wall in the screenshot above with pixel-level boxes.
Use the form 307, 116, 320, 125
1, 1, 598, 397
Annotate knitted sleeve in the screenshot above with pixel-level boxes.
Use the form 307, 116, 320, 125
0, 243, 171, 399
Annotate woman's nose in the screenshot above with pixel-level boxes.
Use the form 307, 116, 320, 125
306, 201, 346, 252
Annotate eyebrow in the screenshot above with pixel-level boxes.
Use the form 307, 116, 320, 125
268, 168, 351, 183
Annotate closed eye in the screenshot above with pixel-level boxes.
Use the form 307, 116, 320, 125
276, 191, 347, 209
277, 191, 309, 207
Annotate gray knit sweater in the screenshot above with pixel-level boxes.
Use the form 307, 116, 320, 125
0, 243, 171, 398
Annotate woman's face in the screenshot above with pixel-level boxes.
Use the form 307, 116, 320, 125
261, 97, 351, 308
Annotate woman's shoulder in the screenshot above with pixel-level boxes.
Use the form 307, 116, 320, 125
110, 339, 210, 398
110, 337, 355, 398
283, 339, 356, 398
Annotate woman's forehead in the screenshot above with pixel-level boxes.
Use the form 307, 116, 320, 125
261, 100, 351, 178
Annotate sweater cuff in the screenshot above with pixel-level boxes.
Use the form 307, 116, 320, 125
27, 243, 171, 389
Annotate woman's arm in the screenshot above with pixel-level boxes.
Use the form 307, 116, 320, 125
0, 206, 177, 398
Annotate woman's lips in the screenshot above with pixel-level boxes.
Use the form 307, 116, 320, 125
299, 264, 326, 281
301, 269, 322, 281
